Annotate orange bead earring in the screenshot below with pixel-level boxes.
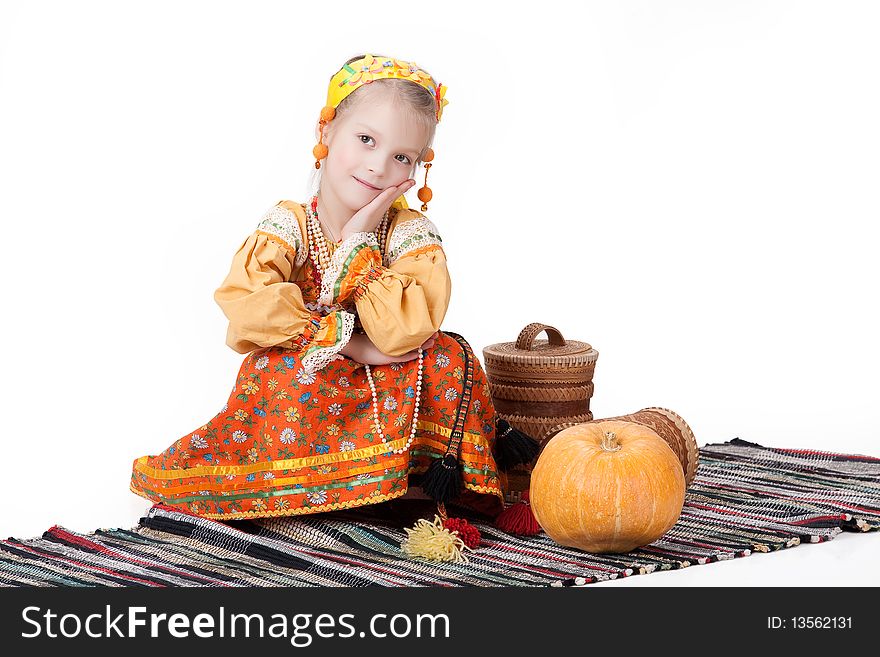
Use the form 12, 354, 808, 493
312, 106, 336, 169
417, 148, 434, 211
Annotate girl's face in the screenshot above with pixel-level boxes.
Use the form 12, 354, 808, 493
320, 94, 430, 212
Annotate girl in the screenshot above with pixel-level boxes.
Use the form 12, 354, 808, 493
130, 53, 536, 527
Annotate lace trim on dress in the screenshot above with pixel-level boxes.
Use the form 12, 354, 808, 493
318, 231, 380, 307
255, 204, 309, 268
385, 217, 443, 266
300, 309, 356, 375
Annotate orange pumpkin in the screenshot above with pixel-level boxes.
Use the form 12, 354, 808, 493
529, 420, 686, 553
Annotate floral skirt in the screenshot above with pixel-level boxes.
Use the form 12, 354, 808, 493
130, 330, 506, 521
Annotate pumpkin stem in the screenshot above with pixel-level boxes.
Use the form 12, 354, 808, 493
601, 431, 621, 452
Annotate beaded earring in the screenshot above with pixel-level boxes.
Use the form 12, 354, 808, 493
417, 148, 434, 211
312, 106, 336, 169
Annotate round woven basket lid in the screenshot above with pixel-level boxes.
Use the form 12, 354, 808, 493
483, 322, 598, 367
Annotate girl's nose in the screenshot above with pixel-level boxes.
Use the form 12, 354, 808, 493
367, 155, 387, 176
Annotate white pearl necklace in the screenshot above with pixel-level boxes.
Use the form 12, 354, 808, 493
365, 349, 423, 454
304, 207, 333, 280
304, 196, 422, 455
304, 197, 391, 275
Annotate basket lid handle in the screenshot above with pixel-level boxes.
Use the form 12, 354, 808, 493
515, 322, 566, 351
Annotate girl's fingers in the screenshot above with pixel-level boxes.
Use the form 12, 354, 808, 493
375, 179, 415, 206
357, 179, 417, 226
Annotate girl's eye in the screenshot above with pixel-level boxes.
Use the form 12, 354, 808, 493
358, 135, 411, 165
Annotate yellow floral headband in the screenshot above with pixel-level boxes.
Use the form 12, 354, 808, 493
327, 54, 448, 121
313, 53, 447, 211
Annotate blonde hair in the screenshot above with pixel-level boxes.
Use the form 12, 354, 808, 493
308, 53, 439, 194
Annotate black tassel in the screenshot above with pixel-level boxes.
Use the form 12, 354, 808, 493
493, 418, 541, 471
421, 453, 464, 504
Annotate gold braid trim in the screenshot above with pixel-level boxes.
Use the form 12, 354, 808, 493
131, 482, 409, 520
134, 420, 491, 480
131, 477, 504, 521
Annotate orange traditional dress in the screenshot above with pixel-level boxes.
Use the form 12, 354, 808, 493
130, 200, 506, 521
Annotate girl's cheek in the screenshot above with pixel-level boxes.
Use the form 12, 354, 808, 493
330, 145, 355, 169
344, 144, 364, 165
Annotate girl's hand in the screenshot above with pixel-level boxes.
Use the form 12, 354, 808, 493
340, 179, 416, 239
340, 331, 438, 366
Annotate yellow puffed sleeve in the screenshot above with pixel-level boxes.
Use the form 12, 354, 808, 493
213, 202, 356, 373
316, 209, 451, 357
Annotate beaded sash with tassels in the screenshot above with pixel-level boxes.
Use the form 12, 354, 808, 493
401, 331, 541, 562
439, 331, 476, 460
401, 330, 484, 563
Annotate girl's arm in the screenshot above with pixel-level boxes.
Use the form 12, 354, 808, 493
340, 331, 439, 365
317, 210, 451, 357
213, 202, 356, 374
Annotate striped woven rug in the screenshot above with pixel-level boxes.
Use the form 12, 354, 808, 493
3, 438, 879, 587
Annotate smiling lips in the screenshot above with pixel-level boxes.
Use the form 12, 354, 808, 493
354, 176, 381, 191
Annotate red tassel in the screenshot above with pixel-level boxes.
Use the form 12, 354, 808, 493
442, 516, 481, 549
494, 491, 541, 536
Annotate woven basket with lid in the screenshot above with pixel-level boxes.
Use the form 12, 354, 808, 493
483, 323, 599, 500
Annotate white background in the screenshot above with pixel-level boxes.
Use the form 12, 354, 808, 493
1, 1, 878, 586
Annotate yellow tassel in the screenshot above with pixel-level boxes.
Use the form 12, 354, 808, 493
401, 514, 473, 563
